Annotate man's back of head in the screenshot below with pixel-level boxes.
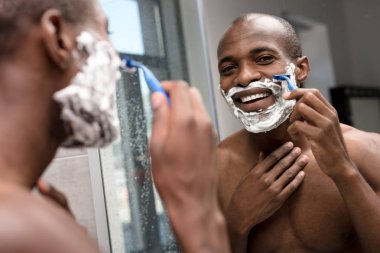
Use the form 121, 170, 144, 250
0, 0, 91, 58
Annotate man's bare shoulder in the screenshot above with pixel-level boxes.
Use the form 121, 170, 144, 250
218, 129, 248, 153
217, 129, 249, 170
217, 129, 258, 207
342, 124, 380, 190
0, 183, 100, 253
342, 123, 380, 156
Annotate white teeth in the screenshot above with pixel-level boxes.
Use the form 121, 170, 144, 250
241, 93, 270, 103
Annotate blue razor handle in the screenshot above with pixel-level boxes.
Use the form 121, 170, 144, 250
124, 58, 171, 105
273, 74, 297, 91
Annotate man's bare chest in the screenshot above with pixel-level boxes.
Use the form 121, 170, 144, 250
246, 156, 359, 253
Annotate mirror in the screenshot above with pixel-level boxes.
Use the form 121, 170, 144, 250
202, 0, 380, 138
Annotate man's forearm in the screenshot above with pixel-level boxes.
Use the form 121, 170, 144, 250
170, 205, 231, 253
227, 225, 249, 253
333, 163, 380, 253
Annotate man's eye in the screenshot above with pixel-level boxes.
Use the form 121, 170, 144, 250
256, 55, 274, 64
220, 65, 236, 75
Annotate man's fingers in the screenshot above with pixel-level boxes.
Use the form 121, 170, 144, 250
288, 120, 317, 140
269, 147, 302, 179
160, 80, 180, 92
258, 152, 265, 163
150, 92, 170, 156
165, 81, 192, 123
37, 180, 72, 215
188, 87, 217, 150
285, 89, 336, 120
36, 179, 50, 193
284, 88, 330, 107
37, 180, 67, 207
290, 94, 335, 125
290, 102, 325, 126
278, 170, 306, 200
257, 142, 294, 173
189, 87, 209, 120
276, 155, 309, 187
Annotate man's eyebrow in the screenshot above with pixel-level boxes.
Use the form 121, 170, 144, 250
250, 47, 278, 55
218, 47, 280, 69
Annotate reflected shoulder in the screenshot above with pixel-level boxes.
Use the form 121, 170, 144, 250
217, 128, 248, 170
342, 124, 380, 189
216, 129, 253, 209
341, 123, 380, 149
217, 128, 248, 150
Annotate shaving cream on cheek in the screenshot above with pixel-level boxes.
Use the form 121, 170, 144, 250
53, 31, 121, 148
220, 63, 296, 133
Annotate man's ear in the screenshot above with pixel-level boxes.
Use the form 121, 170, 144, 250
40, 9, 76, 70
295, 56, 310, 83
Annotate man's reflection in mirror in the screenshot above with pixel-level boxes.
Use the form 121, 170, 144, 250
217, 13, 380, 253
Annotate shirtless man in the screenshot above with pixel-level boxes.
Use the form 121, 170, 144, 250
217, 13, 380, 253
0, 0, 229, 252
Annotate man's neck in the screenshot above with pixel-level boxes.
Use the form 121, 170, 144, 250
0, 64, 61, 189
247, 120, 310, 155
0, 122, 59, 189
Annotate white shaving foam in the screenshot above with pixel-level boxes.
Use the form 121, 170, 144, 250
53, 31, 121, 147
220, 63, 297, 133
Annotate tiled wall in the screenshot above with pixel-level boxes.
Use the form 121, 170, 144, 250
41, 148, 98, 242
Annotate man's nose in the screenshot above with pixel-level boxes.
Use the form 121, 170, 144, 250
235, 63, 261, 87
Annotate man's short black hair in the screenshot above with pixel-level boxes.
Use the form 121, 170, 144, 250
0, 0, 91, 56
233, 13, 302, 60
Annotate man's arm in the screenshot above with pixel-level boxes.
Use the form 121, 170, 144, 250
149, 81, 230, 253
218, 142, 309, 253
285, 88, 380, 253
342, 131, 380, 253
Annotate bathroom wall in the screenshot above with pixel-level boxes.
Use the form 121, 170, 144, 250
40, 148, 98, 242
342, 0, 380, 86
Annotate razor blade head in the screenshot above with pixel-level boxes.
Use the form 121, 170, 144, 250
273, 74, 291, 80
121, 59, 138, 73
273, 74, 297, 91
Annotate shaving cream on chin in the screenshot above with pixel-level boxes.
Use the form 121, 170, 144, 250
53, 31, 121, 148
220, 64, 297, 133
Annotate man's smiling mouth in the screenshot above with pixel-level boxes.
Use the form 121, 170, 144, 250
232, 88, 273, 104
240, 92, 271, 103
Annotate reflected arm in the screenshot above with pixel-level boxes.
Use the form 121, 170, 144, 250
333, 132, 380, 253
